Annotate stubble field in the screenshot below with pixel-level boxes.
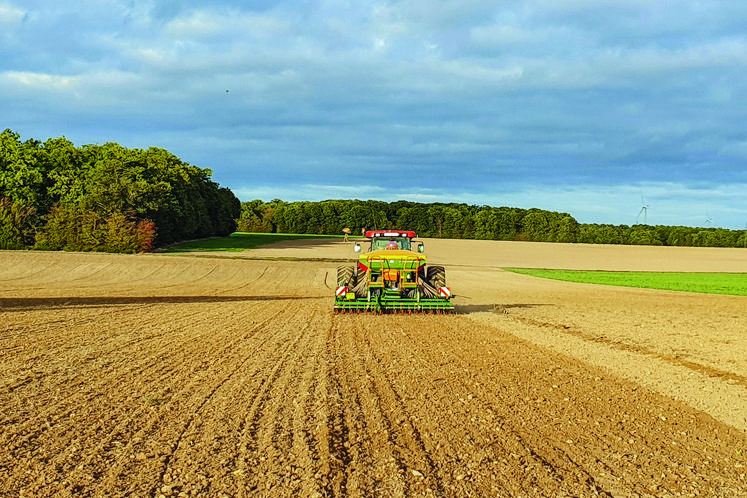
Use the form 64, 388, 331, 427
1, 239, 746, 497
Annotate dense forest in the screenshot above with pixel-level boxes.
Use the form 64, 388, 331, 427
239, 199, 747, 248
0, 130, 239, 252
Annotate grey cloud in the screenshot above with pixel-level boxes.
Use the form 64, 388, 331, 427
3, 1, 747, 228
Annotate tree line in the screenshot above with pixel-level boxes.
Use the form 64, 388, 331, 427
1, 129, 240, 252
3, 128, 742, 252
239, 199, 747, 248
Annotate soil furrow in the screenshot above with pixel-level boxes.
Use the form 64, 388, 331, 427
1, 304, 277, 495
239, 305, 324, 495
508, 313, 747, 387
2, 245, 747, 497
393, 313, 746, 495
355, 315, 567, 496
155, 304, 313, 497
332, 315, 427, 496
99, 303, 290, 496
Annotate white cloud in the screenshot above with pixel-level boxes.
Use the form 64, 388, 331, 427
164, 12, 224, 38
233, 184, 387, 202
1, 69, 148, 110
598, 39, 747, 77
163, 8, 293, 40
0, 2, 24, 27
533, 0, 652, 12
463, 34, 747, 92
3, 71, 78, 90
470, 24, 532, 46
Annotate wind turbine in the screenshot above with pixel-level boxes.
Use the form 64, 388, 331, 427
705, 211, 713, 225
636, 197, 649, 225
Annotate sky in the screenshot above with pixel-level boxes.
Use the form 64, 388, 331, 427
2, 1, 746, 229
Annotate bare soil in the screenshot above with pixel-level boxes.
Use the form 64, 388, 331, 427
1, 239, 746, 497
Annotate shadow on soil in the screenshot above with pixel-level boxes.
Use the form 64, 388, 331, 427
0, 295, 324, 311
455, 303, 553, 314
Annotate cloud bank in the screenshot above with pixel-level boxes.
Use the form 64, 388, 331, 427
2, 0, 747, 228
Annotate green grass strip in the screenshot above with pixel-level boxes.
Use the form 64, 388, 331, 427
504, 268, 747, 296
161, 232, 344, 253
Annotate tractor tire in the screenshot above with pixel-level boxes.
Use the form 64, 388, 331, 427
428, 266, 446, 289
351, 266, 369, 298
417, 265, 442, 299
337, 265, 355, 286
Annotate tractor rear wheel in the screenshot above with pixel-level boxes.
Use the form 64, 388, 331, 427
428, 265, 446, 289
351, 266, 369, 298
337, 265, 355, 286
417, 265, 445, 298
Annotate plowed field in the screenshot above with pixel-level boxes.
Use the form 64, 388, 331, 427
2, 239, 746, 497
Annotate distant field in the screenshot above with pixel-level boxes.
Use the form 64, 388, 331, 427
505, 268, 747, 296
161, 232, 343, 253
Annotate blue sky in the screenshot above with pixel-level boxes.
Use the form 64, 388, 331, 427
2, 1, 746, 228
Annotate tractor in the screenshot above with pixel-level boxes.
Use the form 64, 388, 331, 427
334, 230, 454, 313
